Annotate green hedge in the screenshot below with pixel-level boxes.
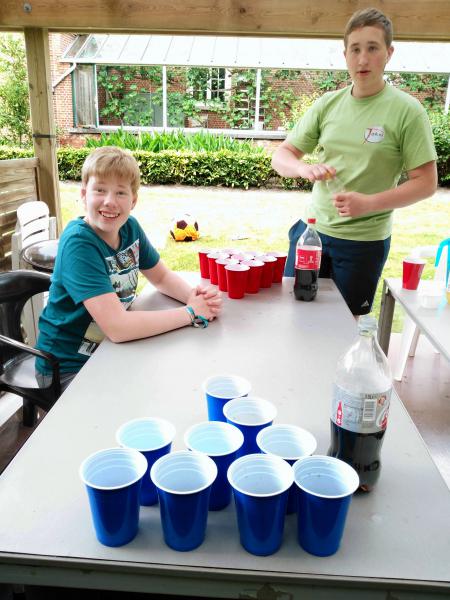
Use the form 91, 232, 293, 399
1, 125, 448, 189
0, 145, 313, 190
429, 111, 450, 186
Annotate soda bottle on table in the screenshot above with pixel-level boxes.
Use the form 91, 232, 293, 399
294, 217, 322, 301
328, 315, 392, 492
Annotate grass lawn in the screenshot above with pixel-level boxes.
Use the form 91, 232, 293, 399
60, 182, 450, 332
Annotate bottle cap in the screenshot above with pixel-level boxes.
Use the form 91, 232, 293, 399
307, 218, 316, 224
358, 315, 377, 332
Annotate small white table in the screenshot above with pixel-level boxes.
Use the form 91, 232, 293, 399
378, 278, 450, 379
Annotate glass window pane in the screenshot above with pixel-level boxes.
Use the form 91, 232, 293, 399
62, 35, 88, 60
78, 35, 108, 59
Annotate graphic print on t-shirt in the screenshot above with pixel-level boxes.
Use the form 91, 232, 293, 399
77, 239, 140, 358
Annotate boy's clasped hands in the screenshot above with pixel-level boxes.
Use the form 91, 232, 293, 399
188, 285, 223, 322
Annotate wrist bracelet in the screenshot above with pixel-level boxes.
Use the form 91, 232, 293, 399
185, 305, 208, 329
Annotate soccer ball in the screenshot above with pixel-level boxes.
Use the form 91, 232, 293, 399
170, 213, 200, 242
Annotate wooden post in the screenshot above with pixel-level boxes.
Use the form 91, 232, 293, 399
24, 28, 62, 233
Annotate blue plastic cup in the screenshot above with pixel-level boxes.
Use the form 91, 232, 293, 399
79, 447, 147, 547
256, 424, 317, 515
227, 453, 294, 556
116, 417, 176, 506
150, 450, 217, 551
293, 455, 359, 557
202, 374, 252, 421
184, 421, 244, 510
223, 396, 277, 456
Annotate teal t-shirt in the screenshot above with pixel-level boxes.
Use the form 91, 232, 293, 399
36, 215, 160, 375
287, 84, 437, 241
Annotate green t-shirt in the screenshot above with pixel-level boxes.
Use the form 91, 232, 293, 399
287, 84, 437, 241
36, 215, 160, 375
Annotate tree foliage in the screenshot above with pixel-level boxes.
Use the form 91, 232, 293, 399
0, 33, 31, 146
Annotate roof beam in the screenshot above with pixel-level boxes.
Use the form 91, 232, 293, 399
1, 1, 450, 41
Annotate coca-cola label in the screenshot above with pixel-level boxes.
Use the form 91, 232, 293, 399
296, 247, 321, 270
331, 384, 391, 434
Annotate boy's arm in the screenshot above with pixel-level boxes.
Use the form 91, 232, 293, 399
141, 260, 197, 304
84, 288, 221, 343
271, 141, 335, 181
333, 161, 437, 218
83, 260, 222, 343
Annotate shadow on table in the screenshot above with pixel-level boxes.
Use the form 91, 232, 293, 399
8, 587, 225, 600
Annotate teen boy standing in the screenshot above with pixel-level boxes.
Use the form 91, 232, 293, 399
36, 146, 222, 391
272, 7, 437, 315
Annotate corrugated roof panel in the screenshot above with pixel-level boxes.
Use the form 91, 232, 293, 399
260, 38, 295, 68
214, 37, 239, 67
62, 34, 450, 73
141, 35, 172, 64
189, 36, 218, 66
166, 36, 197, 65
236, 37, 262, 68
95, 34, 128, 62
119, 35, 151, 64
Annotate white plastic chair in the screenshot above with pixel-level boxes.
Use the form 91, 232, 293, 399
393, 244, 447, 381
11, 201, 57, 346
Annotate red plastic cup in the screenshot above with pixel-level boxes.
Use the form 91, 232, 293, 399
198, 249, 211, 279
402, 258, 426, 290
217, 258, 240, 291
231, 253, 246, 262
260, 255, 277, 288
242, 259, 264, 294
216, 258, 230, 292
207, 252, 221, 285
267, 252, 288, 283
225, 264, 250, 299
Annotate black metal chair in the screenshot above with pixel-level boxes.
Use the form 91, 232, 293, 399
0, 270, 61, 427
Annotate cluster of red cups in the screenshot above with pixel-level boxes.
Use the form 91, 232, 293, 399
198, 248, 287, 299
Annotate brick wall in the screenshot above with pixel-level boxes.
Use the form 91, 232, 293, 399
49, 33, 77, 144
49, 34, 446, 148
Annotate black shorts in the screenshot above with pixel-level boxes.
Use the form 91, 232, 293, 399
285, 220, 391, 315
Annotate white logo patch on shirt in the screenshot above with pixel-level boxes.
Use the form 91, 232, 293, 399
364, 126, 385, 143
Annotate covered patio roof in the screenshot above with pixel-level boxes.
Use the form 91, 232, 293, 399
63, 34, 450, 73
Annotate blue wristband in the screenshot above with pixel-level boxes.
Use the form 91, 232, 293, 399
185, 305, 209, 329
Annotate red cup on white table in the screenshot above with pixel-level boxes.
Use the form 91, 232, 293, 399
266, 252, 288, 283
207, 252, 221, 285
242, 259, 264, 294
216, 258, 235, 292
225, 264, 250, 299
260, 255, 277, 288
402, 257, 426, 290
198, 248, 212, 279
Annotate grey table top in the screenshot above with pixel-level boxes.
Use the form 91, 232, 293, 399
0, 275, 449, 596
384, 278, 450, 361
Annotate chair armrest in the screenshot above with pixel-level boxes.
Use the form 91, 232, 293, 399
0, 333, 61, 396
0, 334, 59, 368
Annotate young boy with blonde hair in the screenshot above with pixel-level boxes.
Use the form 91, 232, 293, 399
36, 146, 222, 391
272, 7, 437, 315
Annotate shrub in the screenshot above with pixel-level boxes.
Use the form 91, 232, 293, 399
0, 146, 33, 160
57, 147, 90, 181
86, 129, 264, 154
429, 110, 450, 187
